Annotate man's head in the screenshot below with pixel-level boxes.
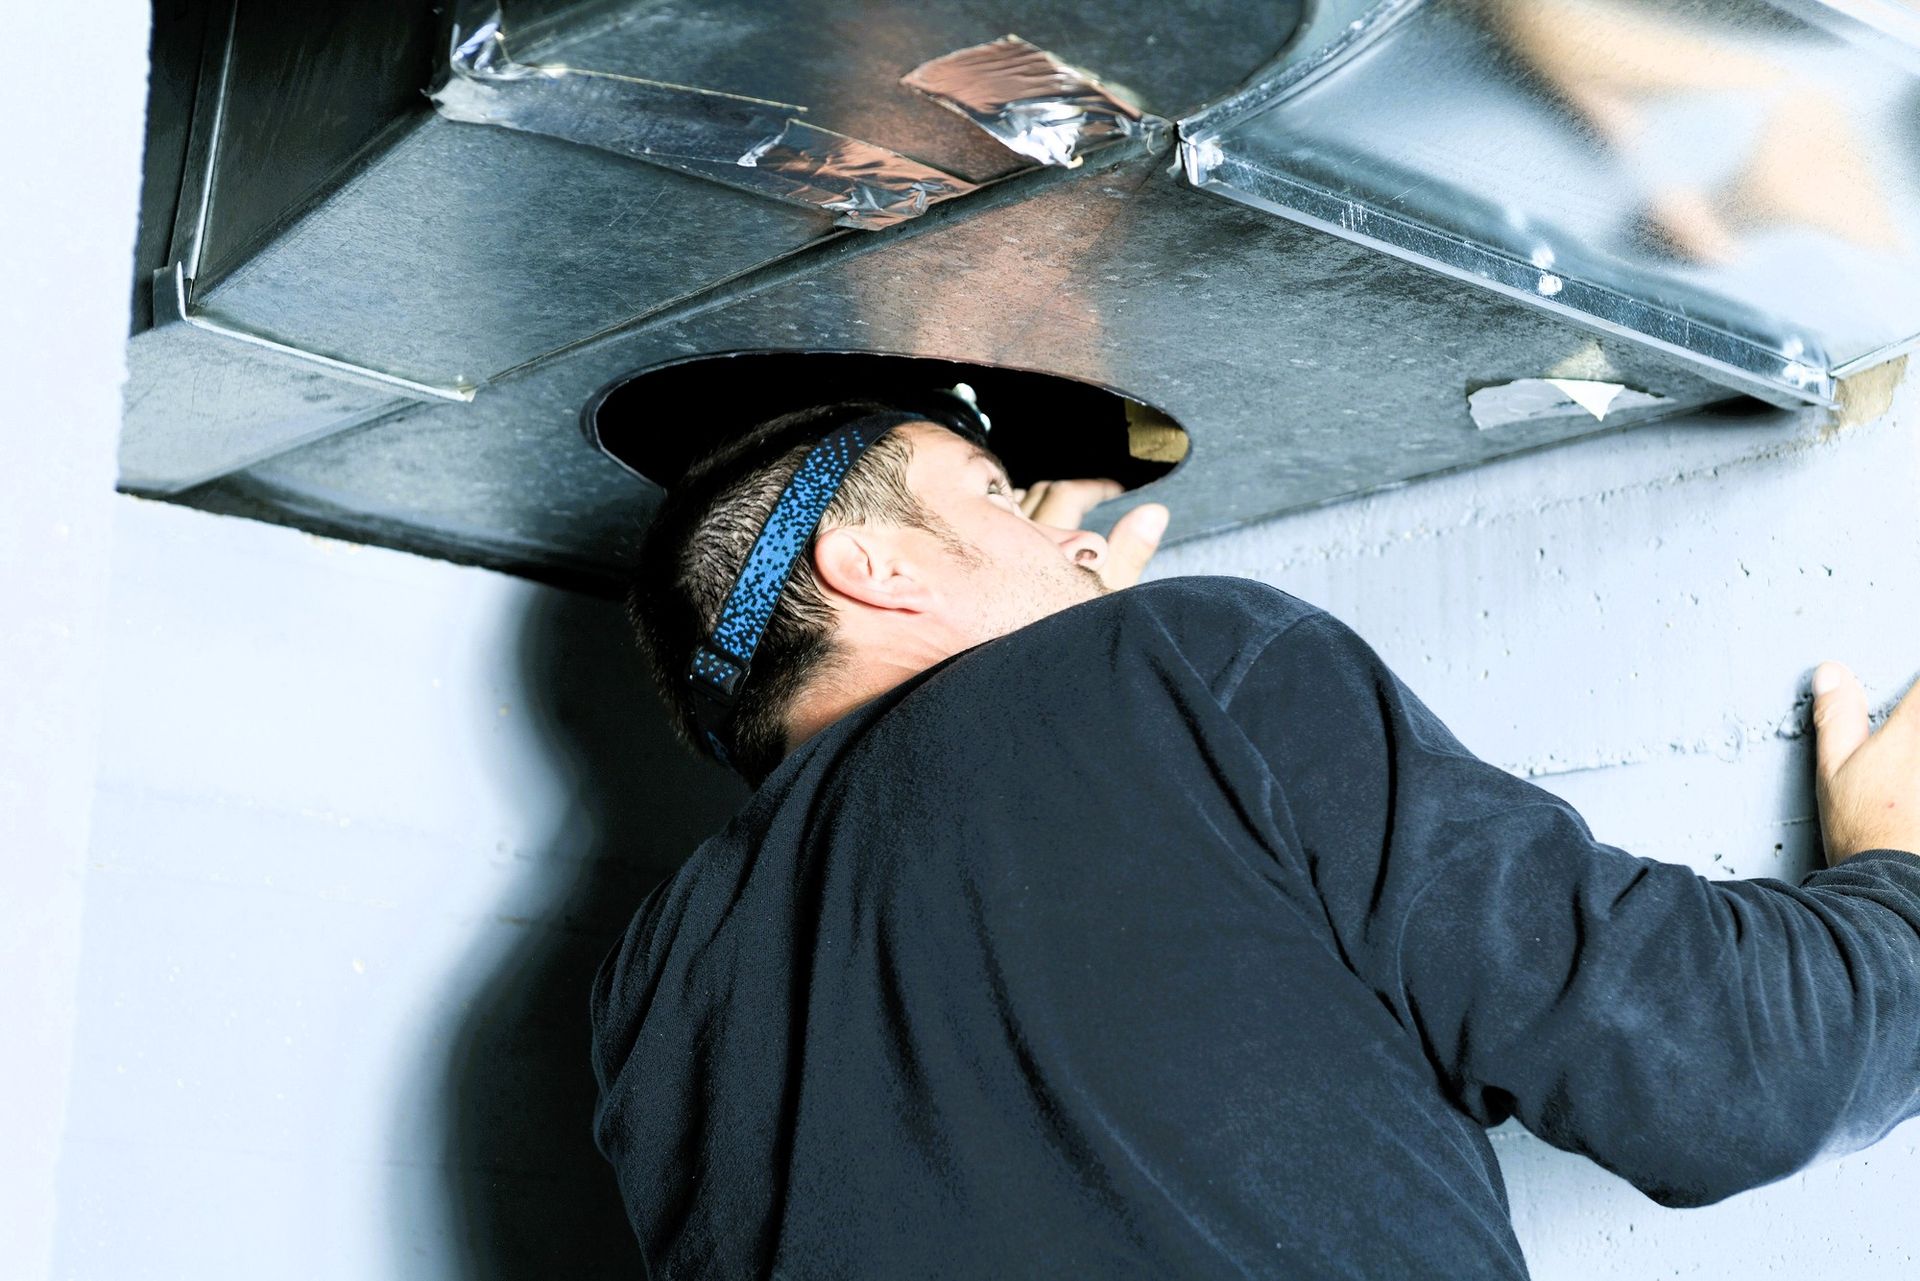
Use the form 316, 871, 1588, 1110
628, 401, 1112, 786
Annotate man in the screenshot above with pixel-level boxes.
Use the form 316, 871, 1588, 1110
592, 399, 1920, 1278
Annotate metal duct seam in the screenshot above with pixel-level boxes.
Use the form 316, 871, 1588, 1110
430, 5, 978, 229
157, 262, 478, 404
900, 33, 1169, 169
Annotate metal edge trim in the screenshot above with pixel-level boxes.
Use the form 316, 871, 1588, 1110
169, 0, 239, 295
1182, 150, 1835, 406
1829, 332, 1920, 380
159, 263, 478, 403
1177, 0, 1427, 140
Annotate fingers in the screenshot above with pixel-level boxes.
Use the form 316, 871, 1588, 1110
1810, 662, 1920, 866
1099, 503, 1170, 590
1811, 661, 1871, 782
1011, 477, 1169, 589
1024, 478, 1123, 528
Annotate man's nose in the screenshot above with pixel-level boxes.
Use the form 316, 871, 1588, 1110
1050, 526, 1108, 570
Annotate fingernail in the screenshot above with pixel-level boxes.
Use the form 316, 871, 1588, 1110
1812, 662, 1841, 695
1136, 505, 1169, 539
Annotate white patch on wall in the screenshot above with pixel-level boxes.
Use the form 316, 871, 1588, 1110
1468, 378, 1673, 430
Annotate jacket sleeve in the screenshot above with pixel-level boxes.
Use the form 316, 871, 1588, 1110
1224, 607, 1920, 1207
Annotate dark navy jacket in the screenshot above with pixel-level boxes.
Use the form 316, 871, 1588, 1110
590, 574, 1920, 1278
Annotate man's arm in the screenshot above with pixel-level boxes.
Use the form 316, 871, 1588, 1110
1224, 609, 1920, 1207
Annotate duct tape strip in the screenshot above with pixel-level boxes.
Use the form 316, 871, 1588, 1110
736, 120, 975, 229
900, 34, 1166, 169
431, 6, 976, 229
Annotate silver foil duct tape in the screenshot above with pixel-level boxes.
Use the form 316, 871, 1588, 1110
737, 120, 977, 230
901, 33, 1166, 168
432, 5, 976, 229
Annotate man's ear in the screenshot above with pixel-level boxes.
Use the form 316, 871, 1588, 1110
812, 524, 936, 615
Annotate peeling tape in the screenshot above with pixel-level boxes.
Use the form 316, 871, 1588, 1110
902, 34, 1166, 169
1468, 377, 1672, 429
735, 120, 975, 229
1544, 378, 1623, 419
432, 5, 976, 229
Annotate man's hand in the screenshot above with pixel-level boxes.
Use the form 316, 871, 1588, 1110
1013, 479, 1170, 590
1811, 660, 1920, 865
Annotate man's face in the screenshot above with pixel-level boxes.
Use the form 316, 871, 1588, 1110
895, 421, 1112, 645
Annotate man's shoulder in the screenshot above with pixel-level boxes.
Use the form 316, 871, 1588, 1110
1106, 573, 1327, 648
977, 574, 1332, 713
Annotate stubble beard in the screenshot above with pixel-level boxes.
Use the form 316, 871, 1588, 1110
942, 538, 1107, 644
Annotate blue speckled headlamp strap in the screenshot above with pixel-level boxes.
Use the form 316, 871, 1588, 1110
687, 410, 928, 768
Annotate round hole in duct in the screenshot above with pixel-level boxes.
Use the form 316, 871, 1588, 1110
583, 351, 1189, 495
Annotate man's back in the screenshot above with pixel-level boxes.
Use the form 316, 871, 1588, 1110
589, 574, 1920, 1278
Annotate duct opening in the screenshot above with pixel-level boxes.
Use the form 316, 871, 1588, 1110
584, 351, 1189, 496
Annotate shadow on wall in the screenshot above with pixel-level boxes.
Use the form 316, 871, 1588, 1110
438, 586, 748, 1278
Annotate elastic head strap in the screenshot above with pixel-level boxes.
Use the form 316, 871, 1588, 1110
686, 409, 929, 770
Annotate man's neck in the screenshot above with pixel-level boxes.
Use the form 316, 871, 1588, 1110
781, 645, 947, 757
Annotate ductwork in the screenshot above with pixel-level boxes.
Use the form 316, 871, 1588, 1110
123, 0, 1920, 591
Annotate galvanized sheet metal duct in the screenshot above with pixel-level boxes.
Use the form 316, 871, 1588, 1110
125, 0, 1798, 591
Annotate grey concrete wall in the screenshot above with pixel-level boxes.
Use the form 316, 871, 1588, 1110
0, 1, 152, 1275
50, 498, 739, 1278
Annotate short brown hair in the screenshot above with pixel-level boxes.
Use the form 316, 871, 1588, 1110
626, 402, 979, 787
